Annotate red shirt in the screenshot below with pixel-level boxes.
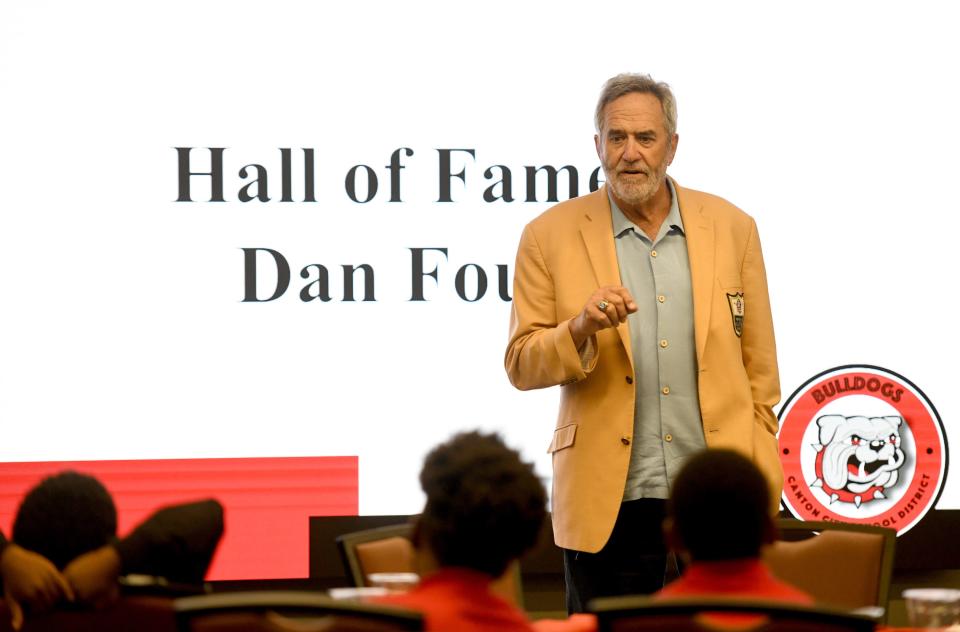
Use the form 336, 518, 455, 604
376, 567, 535, 632
657, 558, 813, 604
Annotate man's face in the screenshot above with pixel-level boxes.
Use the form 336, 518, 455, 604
595, 92, 678, 207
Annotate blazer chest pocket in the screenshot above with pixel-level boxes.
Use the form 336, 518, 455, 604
547, 423, 577, 454
720, 276, 742, 293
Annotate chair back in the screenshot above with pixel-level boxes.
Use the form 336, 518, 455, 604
335, 523, 524, 607
589, 596, 877, 632
762, 520, 895, 615
173, 591, 423, 632
338, 524, 417, 585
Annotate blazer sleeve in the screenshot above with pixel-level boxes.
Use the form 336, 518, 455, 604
740, 217, 781, 436
505, 223, 597, 391
113, 499, 224, 584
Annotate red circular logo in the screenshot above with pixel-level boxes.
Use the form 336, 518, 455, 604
778, 365, 947, 535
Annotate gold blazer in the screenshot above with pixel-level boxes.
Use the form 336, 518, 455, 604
505, 180, 782, 553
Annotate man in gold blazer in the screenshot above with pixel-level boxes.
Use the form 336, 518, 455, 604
505, 74, 782, 611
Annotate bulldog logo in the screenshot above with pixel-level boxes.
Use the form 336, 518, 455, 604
778, 365, 947, 536
811, 414, 906, 507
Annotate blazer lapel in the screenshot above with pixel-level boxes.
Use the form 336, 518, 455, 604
579, 187, 634, 369
676, 181, 715, 365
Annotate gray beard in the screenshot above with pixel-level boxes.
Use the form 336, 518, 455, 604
607, 166, 667, 207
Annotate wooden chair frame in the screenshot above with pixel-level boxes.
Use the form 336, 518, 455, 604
588, 596, 877, 632
173, 591, 423, 632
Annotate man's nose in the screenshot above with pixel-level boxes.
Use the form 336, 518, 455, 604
622, 138, 643, 162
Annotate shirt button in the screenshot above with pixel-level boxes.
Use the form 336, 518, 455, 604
657, 295, 666, 303
659, 339, 669, 348
662, 386, 670, 395
650, 250, 658, 258
621, 436, 631, 445
625, 375, 634, 384
664, 434, 673, 442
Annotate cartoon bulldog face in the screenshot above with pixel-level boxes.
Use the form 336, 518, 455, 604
815, 415, 906, 500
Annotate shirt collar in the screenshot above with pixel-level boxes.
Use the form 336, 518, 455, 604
682, 558, 772, 583
609, 178, 684, 240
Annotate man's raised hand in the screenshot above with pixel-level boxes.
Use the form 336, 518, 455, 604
569, 286, 638, 349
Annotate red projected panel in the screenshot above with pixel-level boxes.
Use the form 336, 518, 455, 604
0, 456, 358, 580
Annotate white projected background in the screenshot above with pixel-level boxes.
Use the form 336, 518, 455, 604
2, 1, 958, 514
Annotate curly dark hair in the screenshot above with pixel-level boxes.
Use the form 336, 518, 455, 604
669, 449, 771, 561
416, 431, 547, 578
12, 471, 118, 569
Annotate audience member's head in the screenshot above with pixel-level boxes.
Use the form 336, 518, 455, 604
12, 471, 118, 570
666, 449, 774, 562
415, 431, 547, 578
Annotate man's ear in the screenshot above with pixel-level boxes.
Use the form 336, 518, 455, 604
410, 515, 423, 549
667, 133, 679, 165
761, 513, 777, 546
410, 515, 440, 576
594, 134, 602, 161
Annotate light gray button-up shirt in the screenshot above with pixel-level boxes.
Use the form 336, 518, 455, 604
610, 180, 706, 500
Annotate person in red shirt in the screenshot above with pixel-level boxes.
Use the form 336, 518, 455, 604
376, 431, 547, 632
656, 449, 812, 604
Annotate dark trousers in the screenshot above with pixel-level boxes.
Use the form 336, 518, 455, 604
563, 498, 674, 613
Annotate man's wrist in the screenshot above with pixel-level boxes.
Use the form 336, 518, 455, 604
568, 318, 589, 350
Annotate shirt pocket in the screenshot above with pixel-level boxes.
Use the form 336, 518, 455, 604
547, 423, 578, 454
